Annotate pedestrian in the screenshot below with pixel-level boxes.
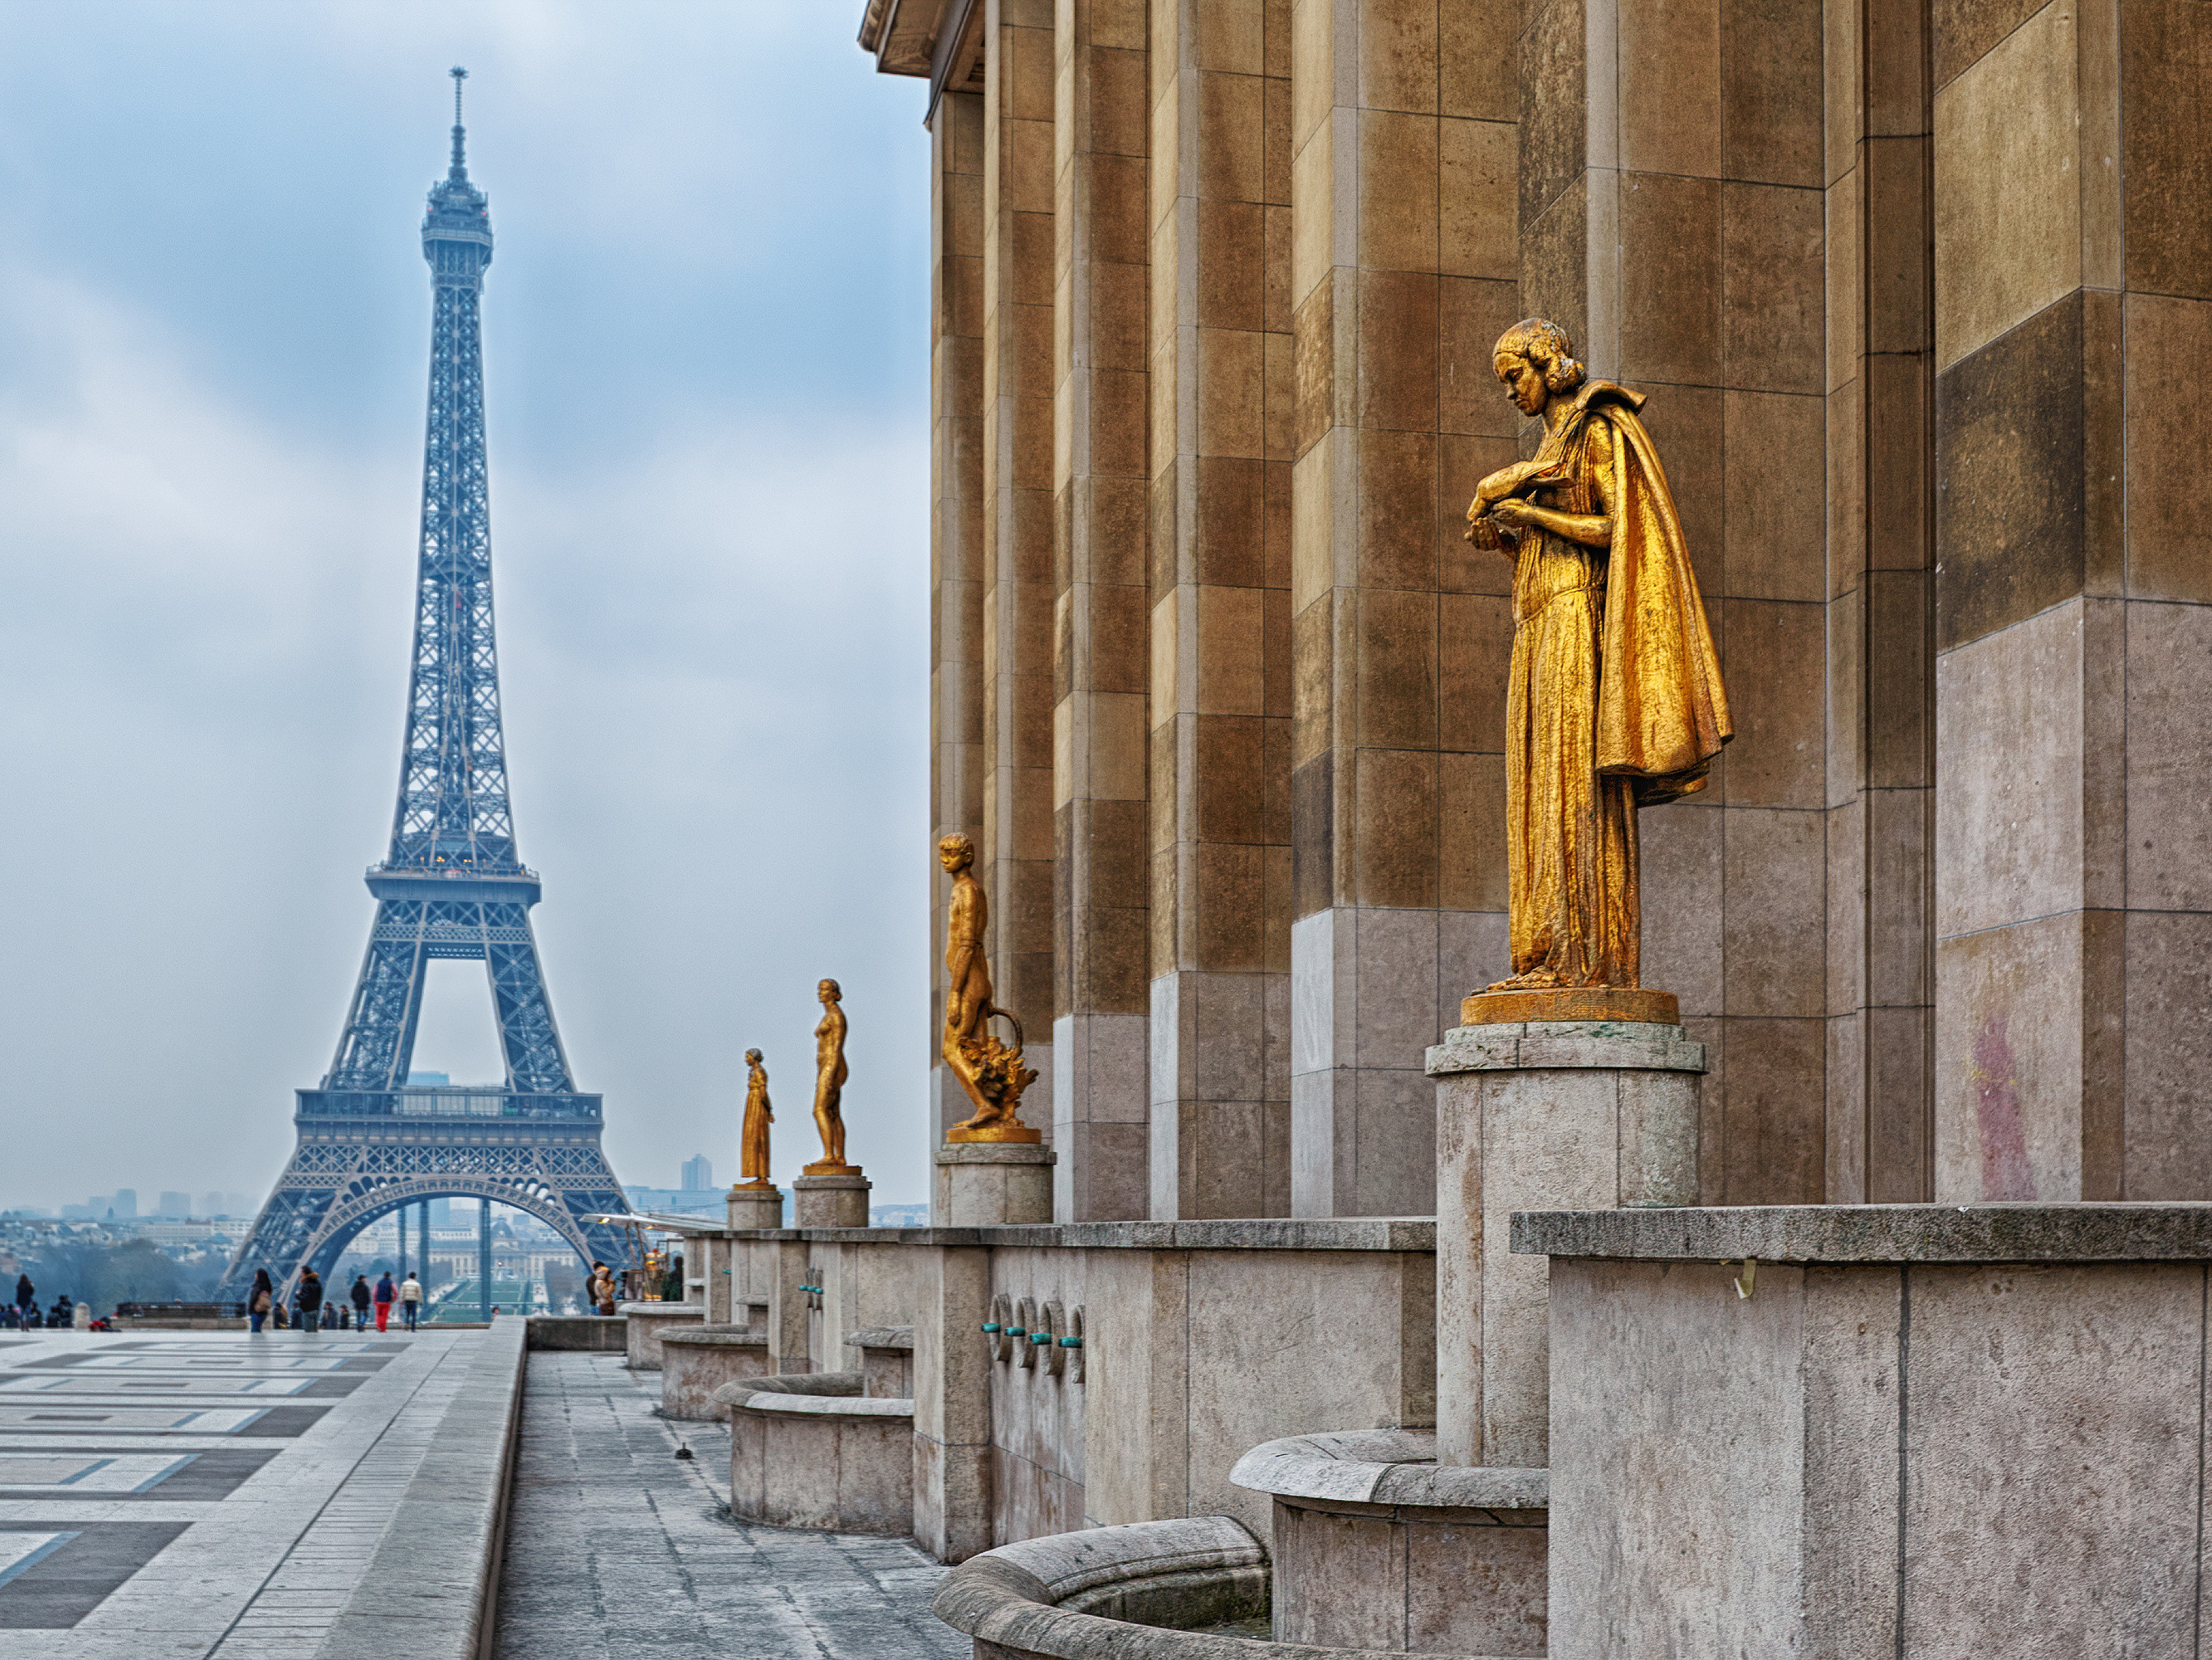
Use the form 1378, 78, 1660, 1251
399, 1271, 421, 1332
296, 1268, 324, 1336
248, 1270, 274, 1333
373, 1271, 396, 1333
588, 1261, 616, 1316
351, 1275, 373, 1331
13, 1274, 32, 1325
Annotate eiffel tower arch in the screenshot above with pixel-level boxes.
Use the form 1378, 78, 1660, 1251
222, 74, 629, 1298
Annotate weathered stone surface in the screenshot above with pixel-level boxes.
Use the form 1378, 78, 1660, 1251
727, 1373, 917, 1534
658, 1323, 771, 1420
937, 1143, 1058, 1225
1514, 1200, 2212, 1261
619, 1301, 704, 1370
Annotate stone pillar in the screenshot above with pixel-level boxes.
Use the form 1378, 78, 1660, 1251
1821, 0, 1936, 1208
981, 0, 1059, 1149
1049, 0, 1153, 1222
1144, 0, 1294, 1221
1285, 0, 1523, 1220
793, 1172, 872, 1229
1514, 0, 1830, 1208
1427, 1009, 1702, 1467
1930, 0, 2212, 1202
725, 1185, 783, 1231
935, 1143, 1056, 1225
763, 1237, 811, 1374
912, 1243, 994, 1562
931, 87, 993, 1148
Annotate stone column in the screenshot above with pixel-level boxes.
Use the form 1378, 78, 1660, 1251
1427, 1009, 1702, 1467
1049, 0, 1153, 1222
1285, 0, 1522, 1220
912, 1243, 995, 1562
1144, 0, 1294, 1220
982, 0, 1060, 1146
1930, 0, 2212, 1202
1823, 0, 1936, 1207
931, 87, 993, 1148
763, 1237, 811, 1375
1514, 0, 1830, 1206
725, 1185, 783, 1231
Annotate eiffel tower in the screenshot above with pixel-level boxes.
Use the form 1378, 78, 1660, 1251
222, 73, 629, 1299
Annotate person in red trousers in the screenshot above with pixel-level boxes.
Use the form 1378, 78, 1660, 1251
372, 1271, 397, 1332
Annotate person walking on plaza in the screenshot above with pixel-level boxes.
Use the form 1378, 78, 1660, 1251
351, 1275, 373, 1331
295, 1267, 324, 1336
13, 1275, 32, 1325
374, 1271, 396, 1332
399, 1271, 421, 1332
248, 1269, 273, 1332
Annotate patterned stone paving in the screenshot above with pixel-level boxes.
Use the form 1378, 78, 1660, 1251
494, 1352, 965, 1660
0, 1327, 488, 1657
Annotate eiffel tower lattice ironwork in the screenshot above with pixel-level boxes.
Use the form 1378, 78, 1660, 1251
222, 73, 630, 1299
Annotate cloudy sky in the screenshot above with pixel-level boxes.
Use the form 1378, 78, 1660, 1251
0, 5, 936, 1211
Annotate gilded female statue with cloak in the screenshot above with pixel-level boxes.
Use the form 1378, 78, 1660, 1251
1465, 320, 1730, 994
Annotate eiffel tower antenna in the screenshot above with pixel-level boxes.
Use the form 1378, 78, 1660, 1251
450, 66, 468, 175
222, 76, 630, 1303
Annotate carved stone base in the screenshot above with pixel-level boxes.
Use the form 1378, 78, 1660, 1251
934, 1142, 1055, 1225
725, 1185, 785, 1230
1460, 986, 1680, 1026
792, 1171, 871, 1229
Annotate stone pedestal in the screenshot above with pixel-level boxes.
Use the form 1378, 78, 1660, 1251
933, 1142, 1055, 1225
1426, 1017, 1702, 1468
617, 1301, 704, 1370
792, 1171, 870, 1228
726, 1184, 784, 1230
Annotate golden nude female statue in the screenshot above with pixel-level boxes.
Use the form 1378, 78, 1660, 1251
1464, 319, 1729, 1002
938, 833, 1039, 1141
804, 979, 855, 1172
735, 1048, 775, 1188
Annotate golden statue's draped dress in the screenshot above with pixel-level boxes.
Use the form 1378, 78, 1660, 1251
1495, 384, 1730, 990
740, 1063, 772, 1184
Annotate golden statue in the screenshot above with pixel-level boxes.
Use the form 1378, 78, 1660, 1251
938, 833, 1040, 1142
1464, 319, 1729, 1000
734, 1048, 775, 1189
804, 979, 856, 1173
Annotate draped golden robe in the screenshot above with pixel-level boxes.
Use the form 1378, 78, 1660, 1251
1493, 382, 1729, 989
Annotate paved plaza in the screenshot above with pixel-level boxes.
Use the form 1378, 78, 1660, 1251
0, 1328, 963, 1659
0, 1326, 489, 1659
495, 1351, 963, 1660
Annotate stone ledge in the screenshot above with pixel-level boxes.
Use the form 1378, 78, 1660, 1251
708, 1219, 1437, 1252
1513, 1203, 2212, 1263
846, 1324, 914, 1351
729, 1390, 914, 1419
1230, 1429, 1548, 1515
315, 1321, 528, 1660
660, 1325, 766, 1350
1427, 1022, 1706, 1077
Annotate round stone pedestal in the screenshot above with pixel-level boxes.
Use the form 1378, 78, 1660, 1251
933, 1142, 1055, 1224
1426, 1017, 1703, 1468
1232, 1428, 1547, 1655
792, 1171, 870, 1227
618, 1301, 704, 1370
725, 1185, 784, 1230
659, 1324, 771, 1419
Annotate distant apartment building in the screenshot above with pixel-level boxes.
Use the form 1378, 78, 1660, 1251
157, 1192, 191, 1218
679, 1154, 713, 1192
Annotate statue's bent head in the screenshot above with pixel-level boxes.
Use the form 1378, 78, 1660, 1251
938, 833, 975, 874
1492, 318, 1586, 400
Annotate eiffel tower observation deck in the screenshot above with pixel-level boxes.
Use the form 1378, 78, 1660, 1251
221, 73, 630, 1299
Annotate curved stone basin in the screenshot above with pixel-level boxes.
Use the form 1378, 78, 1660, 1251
1230, 1431, 1546, 1655
714, 1372, 915, 1534
931, 1515, 1515, 1658
618, 1301, 703, 1370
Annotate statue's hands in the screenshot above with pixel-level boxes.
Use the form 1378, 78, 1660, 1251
1488, 498, 1539, 530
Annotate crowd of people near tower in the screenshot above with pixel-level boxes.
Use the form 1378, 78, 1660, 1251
6, 1273, 101, 1328
241, 1266, 426, 1332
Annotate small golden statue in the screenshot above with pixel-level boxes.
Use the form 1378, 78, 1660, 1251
804, 978, 857, 1173
1464, 319, 1729, 1008
938, 833, 1040, 1142
733, 1048, 775, 1189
